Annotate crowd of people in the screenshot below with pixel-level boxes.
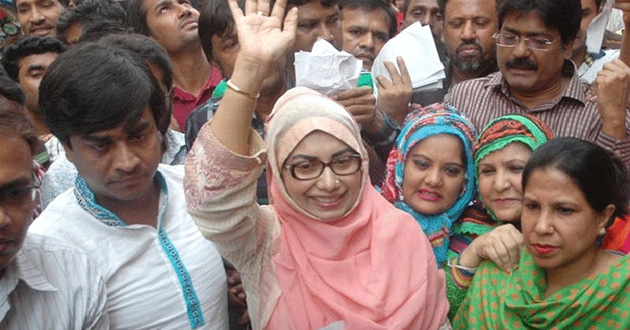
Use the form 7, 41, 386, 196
1, 0, 630, 329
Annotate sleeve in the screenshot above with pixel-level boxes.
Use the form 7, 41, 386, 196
592, 107, 630, 170
184, 121, 275, 271
445, 250, 474, 320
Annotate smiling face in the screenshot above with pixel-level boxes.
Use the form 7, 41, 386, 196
477, 142, 531, 222
497, 11, 574, 96
281, 131, 362, 221
521, 167, 613, 272
15, 0, 65, 37
341, 8, 391, 70
402, 134, 466, 215
0, 135, 35, 279
143, 0, 200, 53
64, 107, 162, 208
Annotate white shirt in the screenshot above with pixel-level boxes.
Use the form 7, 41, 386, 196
0, 235, 109, 329
30, 165, 228, 330
577, 49, 620, 84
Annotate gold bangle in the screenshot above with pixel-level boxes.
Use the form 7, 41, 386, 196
226, 79, 260, 99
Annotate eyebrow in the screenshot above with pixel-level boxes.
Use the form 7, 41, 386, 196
153, 0, 171, 11
27, 64, 45, 72
0, 177, 33, 191
290, 148, 356, 161
502, 26, 550, 38
410, 153, 464, 167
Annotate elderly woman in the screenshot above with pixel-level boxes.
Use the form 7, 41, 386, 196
380, 104, 478, 267
453, 137, 630, 328
184, 0, 450, 328
445, 115, 554, 316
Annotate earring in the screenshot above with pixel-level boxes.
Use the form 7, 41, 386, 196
599, 228, 606, 236
335, 179, 340, 185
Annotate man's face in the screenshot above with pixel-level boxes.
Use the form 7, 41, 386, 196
498, 11, 573, 96
17, 51, 58, 115
291, 1, 342, 52
341, 8, 391, 70
0, 135, 35, 279
443, 0, 498, 76
402, 0, 443, 40
65, 107, 163, 208
572, 0, 600, 55
15, 0, 65, 37
212, 29, 286, 95
143, 0, 200, 53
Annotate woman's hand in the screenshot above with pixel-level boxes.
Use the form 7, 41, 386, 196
459, 224, 523, 272
228, 0, 298, 73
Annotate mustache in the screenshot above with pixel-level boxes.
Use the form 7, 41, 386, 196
506, 58, 539, 70
455, 41, 483, 54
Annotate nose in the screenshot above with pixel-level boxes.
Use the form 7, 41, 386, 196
461, 20, 475, 40
316, 166, 339, 192
176, 2, 193, 19
533, 208, 555, 235
0, 204, 11, 229
316, 22, 334, 43
359, 32, 375, 50
29, 7, 45, 24
424, 167, 442, 187
420, 13, 431, 27
112, 143, 141, 173
512, 37, 532, 58
493, 169, 511, 192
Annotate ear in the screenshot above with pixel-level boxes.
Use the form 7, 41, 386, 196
597, 204, 616, 232
62, 141, 75, 164
563, 39, 577, 60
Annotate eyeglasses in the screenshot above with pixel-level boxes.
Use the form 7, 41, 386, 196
284, 154, 362, 181
0, 185, 39, 210
493, 33, 560, 51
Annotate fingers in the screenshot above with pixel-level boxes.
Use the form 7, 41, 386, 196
257, 0, 271, 15
383, 60, 402, 84
376, 74, 393, 90
243, 0, 256, 16
229, 0, 245, 19
397, 56, 412, 85
480, 224, 524, 272
333, 86, 374, 101
283, 7, 299, 38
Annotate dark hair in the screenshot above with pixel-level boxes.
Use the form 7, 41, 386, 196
523, 137, 630, 224
191, 0, 204, 9
0, 94, 38, 155
77, 20, 133, 43
99, 33, 173, 90
199, 0, 243, 63
0, 66, 26, 105
2, 37, 67, 82
339, 0, 396, 38
498, 0, 580, 46
287, 0, 338, 8
124, 0, 151, 36
39, 42, 170, 147
56, 0, 126, 40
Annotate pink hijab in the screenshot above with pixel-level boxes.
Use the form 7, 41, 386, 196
265, 87, 449, 329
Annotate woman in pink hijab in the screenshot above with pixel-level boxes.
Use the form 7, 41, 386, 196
184, 0, 449, 328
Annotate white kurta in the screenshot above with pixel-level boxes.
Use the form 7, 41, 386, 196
30, 164, 228, 330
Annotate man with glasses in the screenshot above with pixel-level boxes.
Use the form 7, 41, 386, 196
445, 0, 630, 168
0, 73, 108, 329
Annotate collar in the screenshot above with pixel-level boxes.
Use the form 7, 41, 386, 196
172, 67, 222, 102
486, 60, 587, 107
73, 171, 168, 228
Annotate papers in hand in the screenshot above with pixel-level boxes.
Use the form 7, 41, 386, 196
586, 0, 613, 54
371, 23, 445, 92
294, 38, 363, 96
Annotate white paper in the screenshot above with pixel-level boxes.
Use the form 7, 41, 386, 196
586, 0, 614, 53
371, 23, 445, 93
294, 38, 363, 96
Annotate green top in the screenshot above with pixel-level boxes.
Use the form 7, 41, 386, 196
453, 250, 630, 329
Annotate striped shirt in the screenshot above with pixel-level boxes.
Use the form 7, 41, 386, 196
444, 64, 630, 167
0, 235, 108, 330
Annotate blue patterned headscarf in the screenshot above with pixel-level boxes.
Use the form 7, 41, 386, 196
381, 103, 477, 266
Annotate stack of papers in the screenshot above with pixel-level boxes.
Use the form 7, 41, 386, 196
371, 22, 445, 94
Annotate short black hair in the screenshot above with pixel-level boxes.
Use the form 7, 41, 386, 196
287, 0, 337, 7
339, 0, 396, 38
523, 137, 630, 225
0, 93, 38, 156
56, 0, 126, 40
2, 36, 66, 82
199, 0, 243, 63
498, 0, 580, 46
124, 0, 151, 36
437, 0, 498, 15
100, 33, 173, 90
77, 20, 133, 43
39, 42, 170, 147
0, 66, 25, 105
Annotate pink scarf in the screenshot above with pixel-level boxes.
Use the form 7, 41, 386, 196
264, 88, 449, 329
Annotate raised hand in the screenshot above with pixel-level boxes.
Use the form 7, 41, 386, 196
460, 223, 523, 272
228, 0, 297, 71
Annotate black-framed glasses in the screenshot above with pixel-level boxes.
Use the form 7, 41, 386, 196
284, 154, 362, 181
493, 32, 560, 51
0, 185, 39, 210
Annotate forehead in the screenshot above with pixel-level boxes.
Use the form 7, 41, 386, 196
15, 0, 62, 6
406, 0, 438, 12
289, 130, 354, 158
501, 10, 556, 36
342, 8, 391, 29
581, 0, 598, 10
18, 52, 59, 72
445, 0, 496, 18
410, 134, 463, 159
75, 106, 155, 140
0, 135, 32, 186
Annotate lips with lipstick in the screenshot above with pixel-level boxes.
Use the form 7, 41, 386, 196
310, 193, 346, 210
531, 243, 557, 255
417, 188, 442, 202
